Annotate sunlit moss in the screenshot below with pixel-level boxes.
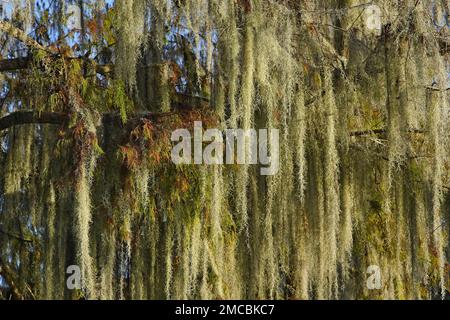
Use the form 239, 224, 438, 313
1, 0, 448, 301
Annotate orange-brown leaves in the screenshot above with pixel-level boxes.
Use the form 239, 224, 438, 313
86, 19, 101, 39
119, 144, 141, 170
175, 175, 190, 194
169, 61, 183, 88
131, 118, 154, 143
237, 0, 253, 13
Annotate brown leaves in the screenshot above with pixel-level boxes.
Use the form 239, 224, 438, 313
86, 19, 101, 38
130, 118, 154, 143
119, 144, 141, 170
236, 0, 253, 13
168, 61, 182, 88
175, 175, 190, 194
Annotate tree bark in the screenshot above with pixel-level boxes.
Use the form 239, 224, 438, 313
0, 110, 426, 138
0, 111, 69, 131
0, 57, 30, 72
0, 110, 182, 132
0, 56, 113, 76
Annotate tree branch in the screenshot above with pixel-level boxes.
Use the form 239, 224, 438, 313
0, 111, 69, 131
0, 56, 30, 72
0, 110, 184, 132
0, 111, 429, 138
0, 56, 113, 76
350, 128, 425, 137
350, 128, 386, 137
0, 21, 112, 76
0, 21, 46, 51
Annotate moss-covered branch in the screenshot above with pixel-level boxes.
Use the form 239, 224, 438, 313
0, 111, 69, 131
0, 21, 46, 52
0, 111, 429, 140
0, 110, 184, 132
0, 56, 112, 76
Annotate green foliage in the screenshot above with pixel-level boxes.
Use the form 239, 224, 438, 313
0, 0, 448, 301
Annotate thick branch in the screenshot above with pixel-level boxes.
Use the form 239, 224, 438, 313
1, 111, 429, 138
350, 128, 386, 137
0, 111, 69, 131
0, 21, 45, 51
0, 57, 30, 72
0, 56, 113, 76
0, 110, 183, 132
